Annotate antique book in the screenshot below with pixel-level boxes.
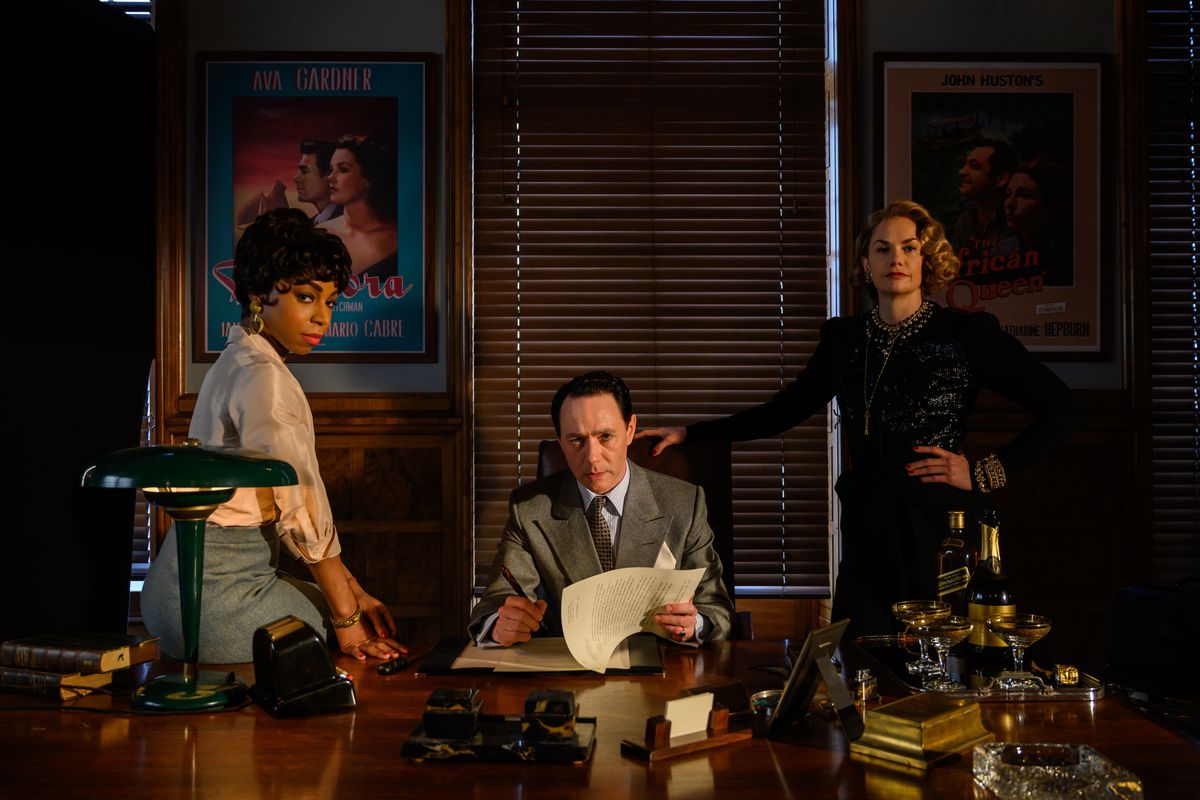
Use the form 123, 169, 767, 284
0, 632, 159, 674
0, 666, 114, 700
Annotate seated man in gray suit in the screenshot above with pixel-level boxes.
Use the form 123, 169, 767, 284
469, 371, 734, 646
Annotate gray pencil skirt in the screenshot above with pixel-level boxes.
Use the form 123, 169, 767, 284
141, 524, 331, 663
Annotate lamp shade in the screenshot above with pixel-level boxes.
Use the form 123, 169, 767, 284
81, 439, 298, 491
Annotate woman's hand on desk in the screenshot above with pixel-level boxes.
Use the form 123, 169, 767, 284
637, 426, 687, 456
907, 446, 972, 491
348, 578, 397, 638
655, 598, 698, 642
493, 596, 548, 646
335, 622, 407, 662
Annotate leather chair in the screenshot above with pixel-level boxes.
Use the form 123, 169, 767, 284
537, 437, 753, 639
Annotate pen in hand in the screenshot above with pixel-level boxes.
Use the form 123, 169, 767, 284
500, 564, 532, 600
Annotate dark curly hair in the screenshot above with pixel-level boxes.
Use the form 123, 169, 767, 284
233, 208, 352, 315
333, 135, 397, 222
551, 371, 634, 436
854, 199, 960, 297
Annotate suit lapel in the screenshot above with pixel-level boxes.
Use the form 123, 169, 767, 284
547, 471, 603, 583
615, 462, 669, 568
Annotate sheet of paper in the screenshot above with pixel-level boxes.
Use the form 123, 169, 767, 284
449, 638, 631, 672
562, 566, 705, 673
493, 638, 630, 672
665, 692, 713, 740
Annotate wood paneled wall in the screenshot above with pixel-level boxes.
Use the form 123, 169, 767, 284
153, 1, 476, 644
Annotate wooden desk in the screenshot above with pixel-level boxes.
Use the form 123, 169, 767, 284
1, 641, 1196, 798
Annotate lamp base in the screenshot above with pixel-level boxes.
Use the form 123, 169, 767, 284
132, 671, 249, 712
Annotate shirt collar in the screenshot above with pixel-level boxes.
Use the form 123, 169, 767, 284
227, 324, 285, 365
576, 459, 632, 515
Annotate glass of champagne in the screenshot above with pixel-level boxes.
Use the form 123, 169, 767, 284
891, 600, 950, 677
913, 615, 973, 691
987, 613, 1052, 674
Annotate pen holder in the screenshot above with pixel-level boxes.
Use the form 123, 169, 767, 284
521, 689, 577, 742
422, 688, 482, 741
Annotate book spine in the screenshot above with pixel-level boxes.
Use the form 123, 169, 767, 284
0, 643, 102, 674
0, 667, 71, 698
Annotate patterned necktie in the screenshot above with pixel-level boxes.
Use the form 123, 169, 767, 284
588, 496, 615, 571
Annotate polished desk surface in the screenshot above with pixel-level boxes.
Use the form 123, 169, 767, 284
1, 640, 1196, 799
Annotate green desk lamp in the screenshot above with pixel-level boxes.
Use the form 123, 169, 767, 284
82, 439, 298, 711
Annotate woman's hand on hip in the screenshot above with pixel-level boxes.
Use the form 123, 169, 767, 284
907, 446, 972, 491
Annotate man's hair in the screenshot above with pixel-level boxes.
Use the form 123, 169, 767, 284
299, 138, 337, 177
976, 137, 1018, 178
550, 371, 634, 436
233, 208, 352, 313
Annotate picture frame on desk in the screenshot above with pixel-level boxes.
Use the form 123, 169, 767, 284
194, 52, 437, 363
875, 54, 1107, 358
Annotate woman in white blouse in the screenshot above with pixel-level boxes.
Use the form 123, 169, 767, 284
142, 209, 405, 663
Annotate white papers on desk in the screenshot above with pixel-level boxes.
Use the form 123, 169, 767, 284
450, 637, 631, 672
562, 566, 705, 673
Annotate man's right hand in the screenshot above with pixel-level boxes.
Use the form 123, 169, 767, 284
491, 595, 549, 646
635, 426, 687, 456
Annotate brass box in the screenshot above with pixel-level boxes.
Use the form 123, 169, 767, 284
849, 692, 994, 771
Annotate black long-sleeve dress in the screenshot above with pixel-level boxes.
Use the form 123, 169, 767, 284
686, 303, 1078, 637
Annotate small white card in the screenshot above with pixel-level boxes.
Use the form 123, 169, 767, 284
664, 692, 713, 740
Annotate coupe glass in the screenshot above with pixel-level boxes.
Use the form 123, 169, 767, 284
987, 613, 1052, 674
891, 600, 950, 677
913, 615, 973, 691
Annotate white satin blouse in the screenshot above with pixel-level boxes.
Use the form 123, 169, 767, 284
189, 325, 341, 563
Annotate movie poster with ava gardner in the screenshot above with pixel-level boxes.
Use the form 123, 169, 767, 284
879, 58, 1102, 353
196, 55, 435, 361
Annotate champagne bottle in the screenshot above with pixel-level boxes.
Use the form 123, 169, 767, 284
936, 510, 975, 616
967, 509, 1015, 663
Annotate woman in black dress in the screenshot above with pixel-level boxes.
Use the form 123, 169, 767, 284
641, 200, 1077, 636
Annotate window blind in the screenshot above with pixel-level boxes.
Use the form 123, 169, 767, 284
472, 0, 832, 596
1146, 0, 1200, 582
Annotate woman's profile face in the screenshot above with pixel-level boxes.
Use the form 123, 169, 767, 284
1004, 172, 1044, 232
328, 148, 370, 206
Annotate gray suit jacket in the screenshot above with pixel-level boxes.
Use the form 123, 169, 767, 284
468, 461, 734, 642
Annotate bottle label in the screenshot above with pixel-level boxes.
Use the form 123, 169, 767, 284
968, 603, 1016, 647
937, 566, 971, 597
941, 537, 965, 549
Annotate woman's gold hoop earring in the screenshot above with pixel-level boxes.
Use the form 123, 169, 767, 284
246, 297, 265, 335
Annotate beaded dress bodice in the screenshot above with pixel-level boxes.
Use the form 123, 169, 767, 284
835, 303, 976, 467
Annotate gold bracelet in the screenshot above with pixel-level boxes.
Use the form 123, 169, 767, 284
331, 605, 364, 629
973, 453, 1007, 493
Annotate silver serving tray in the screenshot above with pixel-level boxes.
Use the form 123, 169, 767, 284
852, 634, 1105, 702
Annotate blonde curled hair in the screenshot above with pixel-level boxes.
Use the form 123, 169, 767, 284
854, 200, 960, 296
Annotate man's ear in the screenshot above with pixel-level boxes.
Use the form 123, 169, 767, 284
626, 413, 637, 443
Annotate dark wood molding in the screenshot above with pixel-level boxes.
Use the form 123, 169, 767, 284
446, 0, 475, 634
155, 0, 187, 446
838, 0, 861, 315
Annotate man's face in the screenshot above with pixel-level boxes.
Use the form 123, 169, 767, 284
557, 393, 636, 495
958, 146, 995, 200
294, 153, 330, 205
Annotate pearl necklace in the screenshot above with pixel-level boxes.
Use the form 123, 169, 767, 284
862, 301, 933, 435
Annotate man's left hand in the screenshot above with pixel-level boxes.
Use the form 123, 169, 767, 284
655, 597, 698, 642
